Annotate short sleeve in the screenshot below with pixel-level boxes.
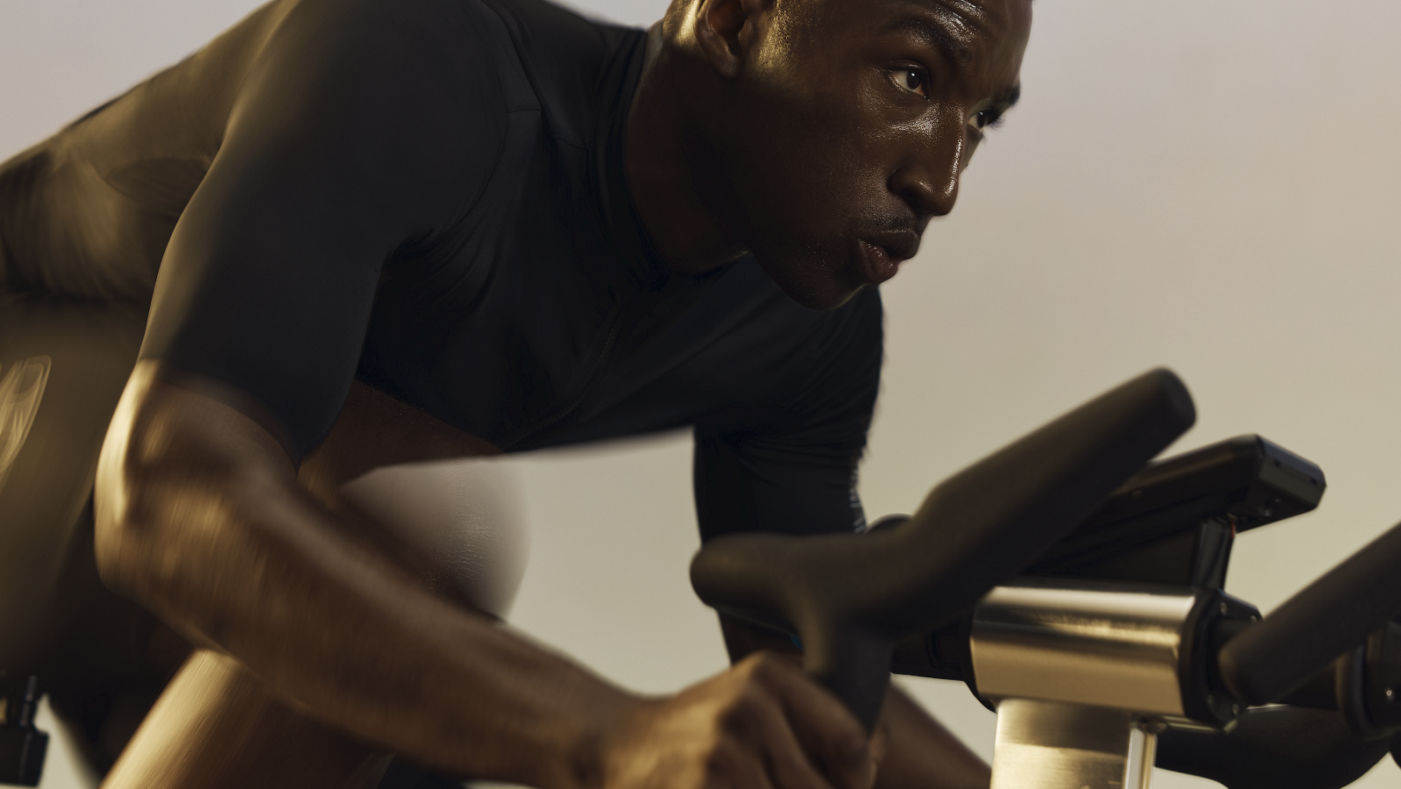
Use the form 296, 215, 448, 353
693, 288, 884, 541
138, 0, 507, 458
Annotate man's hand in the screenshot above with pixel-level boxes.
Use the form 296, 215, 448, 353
596, 651, 881, 789
716, 615, 986, 789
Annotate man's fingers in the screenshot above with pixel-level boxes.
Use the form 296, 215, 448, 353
742, 683, 838, 789
704, 739, 778, 789
739, 653, 877, 789
869, 721, 890, 773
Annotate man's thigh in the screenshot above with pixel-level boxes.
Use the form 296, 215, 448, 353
106, 651, 469, 789
103, 650, 394, 789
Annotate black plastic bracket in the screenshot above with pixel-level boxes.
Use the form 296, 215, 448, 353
0, 673, 48, 787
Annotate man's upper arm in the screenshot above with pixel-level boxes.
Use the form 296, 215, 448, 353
692, 288, 884, 542
138, 0, 507, 459
695, 291, 883, 662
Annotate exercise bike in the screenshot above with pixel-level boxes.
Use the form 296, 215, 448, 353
692, 368, 1401, 789
7, 367, 1399, 787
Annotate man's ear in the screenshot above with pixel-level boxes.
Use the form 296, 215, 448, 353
693, 0, 772, 78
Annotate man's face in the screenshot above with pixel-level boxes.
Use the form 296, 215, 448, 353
709, 0, 1031, 309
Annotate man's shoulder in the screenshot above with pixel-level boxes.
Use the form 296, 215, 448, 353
272, 0, 509, 64
732, 266, 884, 367
732, 280, 884, 425
473, 0, 648, 139
313, 0, 632, 68
784, 286, 884, 433
710, 282, 883, 444
235, 0, 523, 162
276, 0, 641, 121
474, 0, 638, 49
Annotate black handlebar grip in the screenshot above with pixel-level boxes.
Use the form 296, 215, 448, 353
1156, 706, 1387, 789
1218, 518, 1401, 706
691, 368, 1195, 730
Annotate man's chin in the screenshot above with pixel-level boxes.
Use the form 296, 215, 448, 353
798, 284, 864, 311
755, 256, 865, 311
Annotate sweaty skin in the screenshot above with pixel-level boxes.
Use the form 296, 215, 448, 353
631, 0, 1031, 308
102, 380, 525, 789
67, 0, 1034, 786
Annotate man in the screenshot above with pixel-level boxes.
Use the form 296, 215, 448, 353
0, 0, 1031, 784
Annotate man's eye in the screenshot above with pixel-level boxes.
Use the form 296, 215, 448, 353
973, 108, 1004, 130
888, 67, 929, 98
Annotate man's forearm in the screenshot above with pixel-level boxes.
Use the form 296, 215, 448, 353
875, 685, 990, 789
95, 365, 625, 788
114, 479, 620, 786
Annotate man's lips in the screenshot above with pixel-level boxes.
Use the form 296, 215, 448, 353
864, 230, 920, 263
857, 230, 920, 285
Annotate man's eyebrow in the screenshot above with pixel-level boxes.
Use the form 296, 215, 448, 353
882, 6, 1023, 110
881, 13, 973, 67
994, 83, 1021, 110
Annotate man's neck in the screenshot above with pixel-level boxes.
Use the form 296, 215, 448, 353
624, 24, 748, 277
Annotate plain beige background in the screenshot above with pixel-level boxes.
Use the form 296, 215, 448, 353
3, 1, 1399, 787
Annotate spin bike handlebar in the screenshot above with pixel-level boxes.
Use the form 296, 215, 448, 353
1218, 519, 1401, 706
690, 368, 1196, 730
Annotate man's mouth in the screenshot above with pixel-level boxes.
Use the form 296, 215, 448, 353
857, 231, 920, 285
865, 230, 920, 263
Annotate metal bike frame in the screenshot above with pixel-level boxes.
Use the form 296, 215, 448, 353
970, 580, 1210, 789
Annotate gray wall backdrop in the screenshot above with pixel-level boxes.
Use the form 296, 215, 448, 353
3, 1, 1398, 787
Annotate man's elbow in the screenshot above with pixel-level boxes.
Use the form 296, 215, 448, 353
94, 369, 171, 600
92, 360, 296, 604
92, 464, 141, 600
92, 427, 185, 604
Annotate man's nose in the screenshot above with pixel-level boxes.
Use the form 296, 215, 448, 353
889, 126, 966, 220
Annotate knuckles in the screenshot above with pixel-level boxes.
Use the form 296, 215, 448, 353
735, 649, 793, 684
698, 739, 739, 781
713, 675, 768, 740
616, 651, 873, 789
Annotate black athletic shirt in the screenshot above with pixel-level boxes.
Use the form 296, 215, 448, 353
0, 0, 884, 540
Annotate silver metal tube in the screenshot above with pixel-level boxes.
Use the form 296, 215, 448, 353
971, 580, 1203, 716
990, 700, 1158, 789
